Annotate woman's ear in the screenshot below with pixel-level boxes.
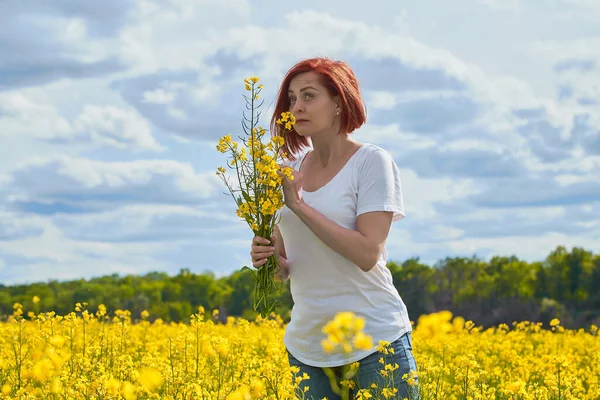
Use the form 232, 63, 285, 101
333, 96, 341, 114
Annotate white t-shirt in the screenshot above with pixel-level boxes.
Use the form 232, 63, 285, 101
277, 142, 412, 367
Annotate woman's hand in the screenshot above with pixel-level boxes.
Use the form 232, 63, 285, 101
250, 235, 276, 269
278, 167, 304, 212
250, 235, 290, 280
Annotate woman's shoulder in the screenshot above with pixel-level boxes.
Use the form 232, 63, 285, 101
355, 142, 394, 163
351, 142, 401, 186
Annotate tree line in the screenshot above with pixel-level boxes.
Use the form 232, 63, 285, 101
1, 245, 598, 329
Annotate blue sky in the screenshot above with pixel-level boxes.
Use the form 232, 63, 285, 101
0, 0, 599, 285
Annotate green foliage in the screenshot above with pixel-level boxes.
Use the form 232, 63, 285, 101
0, 246, 598, 329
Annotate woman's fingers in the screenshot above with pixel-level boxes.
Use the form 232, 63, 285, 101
250, 235, 276, 268
252, 258, 268, 268
253, 235, 271, 246
251, 246, 275, 259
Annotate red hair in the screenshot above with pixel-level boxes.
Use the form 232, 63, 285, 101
270, 57, 367, 160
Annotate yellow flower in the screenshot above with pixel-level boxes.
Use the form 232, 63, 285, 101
96, 304, 107, 318
381, 387, 398, 399
49, 377, 62, 394
271, 136, 284, 147
216, 166, 227, 175
49, 335, 66, 347
106, 378, 121, 396
227, 385, 251, 400
353, 332, 374, 350
32, 296, 40, 304
251, 379, 266, 397
322, 339, 335, 353
340, 379, 356, 389
281, 166, 294, 181
321, 312, 373, 355
216, 134, 233, 153
121, 382, 136, 400
137, 366, 163, 391
32, 359, 53, 382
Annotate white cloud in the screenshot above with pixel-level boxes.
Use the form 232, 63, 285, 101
53, 204, 240, 242
556, 0, 600, 21
0, 220, 173, 284
476, 0, 521, 11
4, 156, 218, 210
0, 92, 71, 140
0, 212, 45, 240
399, 168, 480, 220
445, 231, 600, 261
353, 124, 437, 151
118, 0, 251, 73
72, 105, 164, 151
142, 88, 176, 104
459, 206, 567, 223
428, 224, 465, 241
0, 93, 163, 151
529, 37, 600, 64
386, 227, 599, 266
366, 91, 397, 110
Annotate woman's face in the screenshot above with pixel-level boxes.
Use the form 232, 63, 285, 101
287, 71, 340, 137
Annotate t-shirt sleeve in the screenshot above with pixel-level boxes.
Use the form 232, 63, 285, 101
356, 148, 406, 222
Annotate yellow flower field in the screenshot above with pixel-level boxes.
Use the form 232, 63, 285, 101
0, 302, 598, 399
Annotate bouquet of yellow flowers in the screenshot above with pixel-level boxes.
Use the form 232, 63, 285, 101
215, 76, 295, 317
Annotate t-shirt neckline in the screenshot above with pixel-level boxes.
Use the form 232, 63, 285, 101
298, 144, 366, 194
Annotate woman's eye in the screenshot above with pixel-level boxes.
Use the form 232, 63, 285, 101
304, 93, 313, 99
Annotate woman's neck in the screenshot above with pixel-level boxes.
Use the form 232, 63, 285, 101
308, 135, 360, 168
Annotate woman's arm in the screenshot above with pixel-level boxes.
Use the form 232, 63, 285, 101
279, 148, 402, 272
290, 201, 393, 272
273, 225, 290, 281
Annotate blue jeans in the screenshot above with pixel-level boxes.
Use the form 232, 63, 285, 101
287, 332, 419, 400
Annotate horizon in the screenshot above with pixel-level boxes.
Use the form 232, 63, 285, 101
0, 244, 592, 288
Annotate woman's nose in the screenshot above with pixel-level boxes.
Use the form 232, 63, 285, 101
291, 100, 303, 114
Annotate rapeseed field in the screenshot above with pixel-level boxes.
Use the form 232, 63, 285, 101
0, 301, 597, 399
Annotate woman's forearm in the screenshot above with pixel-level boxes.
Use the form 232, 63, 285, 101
273, 225, 289, 281
289, 201, 381, 272
274, 257, 289, 282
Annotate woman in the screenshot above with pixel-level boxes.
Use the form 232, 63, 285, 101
250, 57, 418, 399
